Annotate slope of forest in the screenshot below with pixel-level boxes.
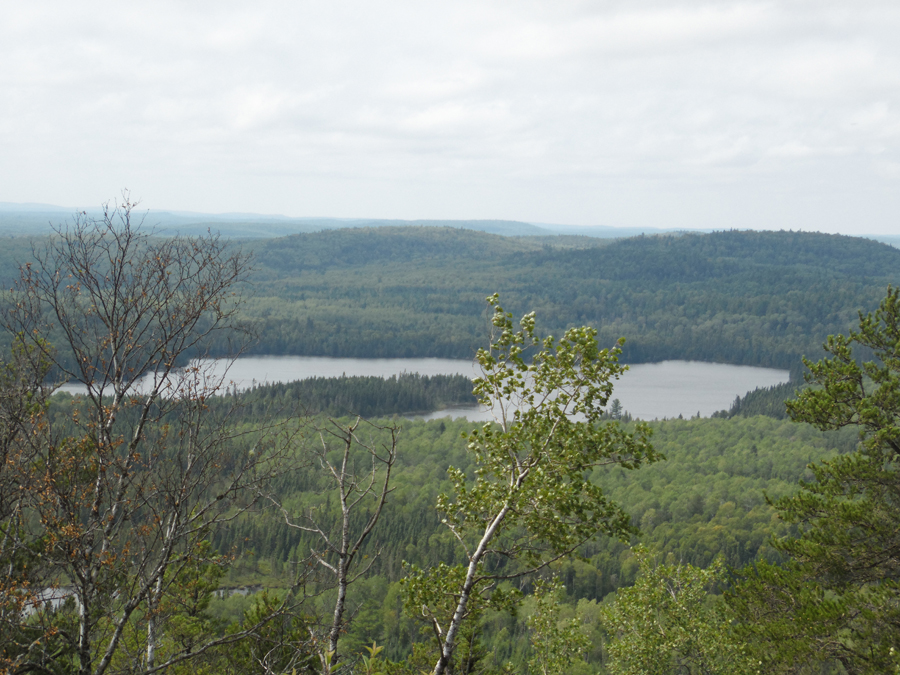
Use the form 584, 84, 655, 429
210, 412, 855, 665
4, 227, 895, 374
238, 228, 899, 373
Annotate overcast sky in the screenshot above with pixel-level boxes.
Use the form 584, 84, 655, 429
2, 1, 899, 235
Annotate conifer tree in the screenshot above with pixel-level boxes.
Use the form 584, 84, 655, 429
730, 286, 900, 674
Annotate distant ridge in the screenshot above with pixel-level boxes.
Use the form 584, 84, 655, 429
0, 202, 892, 245
0, 202, 695, 239
1, 226, 897, 375
0, 202, 73, 212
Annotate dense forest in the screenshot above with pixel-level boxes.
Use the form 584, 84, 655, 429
208, 413, 855, 662
28, 363, 858, 673
239, 228, 899, 375
2, 228, 896, 376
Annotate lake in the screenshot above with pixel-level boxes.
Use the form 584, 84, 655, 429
122, 355, 788, 421
417, 359, 790, 421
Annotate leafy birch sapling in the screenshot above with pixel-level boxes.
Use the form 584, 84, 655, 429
601, 547, 755, 675
404, 295, 658, 675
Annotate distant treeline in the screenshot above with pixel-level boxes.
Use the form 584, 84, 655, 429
47, 372, 478, 421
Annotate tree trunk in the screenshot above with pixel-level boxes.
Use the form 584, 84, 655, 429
328, 556, 348, 657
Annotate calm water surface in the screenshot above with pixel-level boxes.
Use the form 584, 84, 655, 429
419, 359, 789, 421
57, 356, 788, 421
199, 356, 789, 421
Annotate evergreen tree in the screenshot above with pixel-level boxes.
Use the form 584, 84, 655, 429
730, 286, 900, 674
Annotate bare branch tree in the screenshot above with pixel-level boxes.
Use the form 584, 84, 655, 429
274, 416, 398, 672
0, 337, 57, 670
0, 195, 303, 675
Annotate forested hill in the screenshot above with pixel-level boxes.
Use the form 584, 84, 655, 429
239, 228, 899, 372
541, 229, 899, 280
251, 224, 591, 273
1, 227, 895, 372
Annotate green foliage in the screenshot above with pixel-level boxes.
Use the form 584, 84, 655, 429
155, 546, 230, 667
527, 578, 590, 675
182, 409, 849, 672
106, 544, 231, 675
359, 641, 385, 675
729, 286, 900, 673
403, 296, 658, 675
214, 591, 318, 675
601, 547, 756, 675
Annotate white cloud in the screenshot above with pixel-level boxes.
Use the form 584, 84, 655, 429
1, 0, 899, 233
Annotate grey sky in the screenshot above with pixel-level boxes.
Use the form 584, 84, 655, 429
2, 1, 899, 235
